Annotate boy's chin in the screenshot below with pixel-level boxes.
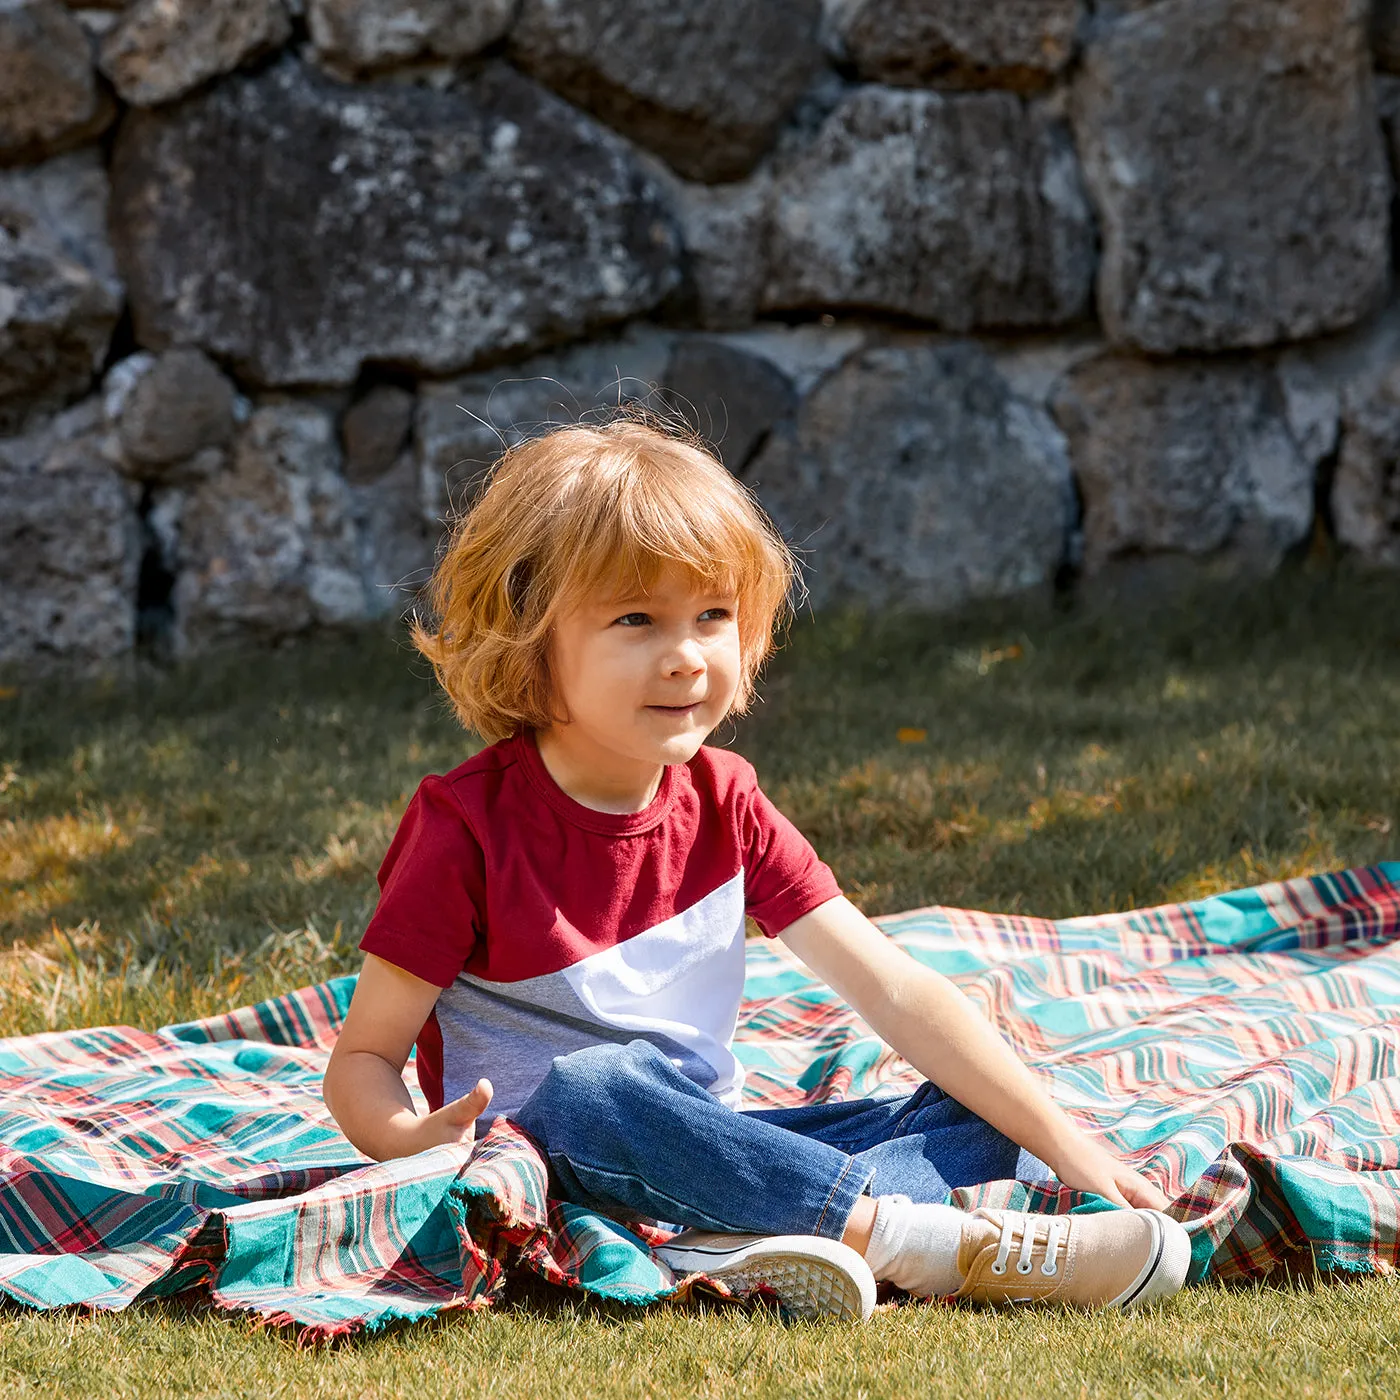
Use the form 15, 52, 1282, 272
652, 730, 711, 761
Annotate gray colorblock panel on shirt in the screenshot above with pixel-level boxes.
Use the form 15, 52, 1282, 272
439, 969, 725, 1122
435, 869, 750, 1120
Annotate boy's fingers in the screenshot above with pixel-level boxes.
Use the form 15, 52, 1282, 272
1135, 1183, 1170, 1212
1122, 1173, 1168, 1212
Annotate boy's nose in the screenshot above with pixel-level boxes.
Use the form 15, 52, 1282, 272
665, 636, 706, 673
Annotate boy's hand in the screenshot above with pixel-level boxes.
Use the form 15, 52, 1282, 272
415, 1077, 494, 1152
1050, 1134, 1171, 1212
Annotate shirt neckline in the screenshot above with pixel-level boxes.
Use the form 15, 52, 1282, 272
514, 729, 678, 836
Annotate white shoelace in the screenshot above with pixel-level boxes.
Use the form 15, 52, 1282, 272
988, 1213, 1070, 1278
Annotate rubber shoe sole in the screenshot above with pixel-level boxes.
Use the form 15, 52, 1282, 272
654, 1231, 877, 1322
1108, 1210, 1193, 1310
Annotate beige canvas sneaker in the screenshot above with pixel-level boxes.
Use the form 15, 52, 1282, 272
952, 1207, 1191, 1310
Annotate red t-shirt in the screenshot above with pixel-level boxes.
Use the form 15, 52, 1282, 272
359, 729, 842, 1119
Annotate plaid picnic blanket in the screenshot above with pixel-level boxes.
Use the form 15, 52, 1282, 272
3, 864, 1399, 1337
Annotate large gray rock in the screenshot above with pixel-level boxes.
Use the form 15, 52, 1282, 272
0, 148, 122, 293
308, 0, 516, 73
416, 325, 674, 523
1272, 298, 1400, 475
648, 163, 772, 329
660, 338, 797, 473
763, 87, 1096, 330
0, 402, 140, 665
0, 0, 114, 164
745, 340, 1074, 610
508, 0, 823, 183
98, 0, 292, 107
1333, 366, 1400, 567
0, 149, 124, 430
987, 330, 1106, 407
172, 401, 370, 649
823, 0, 1080, 91
1051, 353, 1314, 573
1074, 0, 1391, 353
341, 383, 414, 484
0, 224, 122, 434
348, 449, 435, 616
711, 322, 869, 395
109, 57, 681, 388
103, 347, 237, 478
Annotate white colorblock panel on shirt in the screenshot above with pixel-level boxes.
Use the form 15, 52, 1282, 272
560, 871, 749, 1105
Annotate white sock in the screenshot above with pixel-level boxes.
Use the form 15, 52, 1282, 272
862, 1194, 968, 1297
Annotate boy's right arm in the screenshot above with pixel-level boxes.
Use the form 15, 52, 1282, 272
322, 953, 493, 1162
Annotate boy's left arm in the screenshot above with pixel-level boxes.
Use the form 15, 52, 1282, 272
779, 895, 1170, 1211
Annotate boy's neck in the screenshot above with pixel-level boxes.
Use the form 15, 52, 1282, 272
531, 727, 667, 815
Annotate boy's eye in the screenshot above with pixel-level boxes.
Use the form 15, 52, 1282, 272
611, 609, 733, 627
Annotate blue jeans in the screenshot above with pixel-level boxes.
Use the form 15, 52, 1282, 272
513, 1040, 1053, 1241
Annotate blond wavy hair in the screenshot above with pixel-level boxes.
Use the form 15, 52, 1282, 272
411, 412, 803, 742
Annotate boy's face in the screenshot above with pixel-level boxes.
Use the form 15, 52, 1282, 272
545, 565, 742, 775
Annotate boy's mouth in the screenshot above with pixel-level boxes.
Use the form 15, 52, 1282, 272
649, 703, 701, 714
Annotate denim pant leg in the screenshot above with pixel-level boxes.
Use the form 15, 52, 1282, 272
749, 1081, 1055, 1202
513, 1040, 872, 1240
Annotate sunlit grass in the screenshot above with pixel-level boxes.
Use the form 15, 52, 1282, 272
0, 1271, 1398, 1400
1, 565, 1397, 1028
2, 563, 1400, 1394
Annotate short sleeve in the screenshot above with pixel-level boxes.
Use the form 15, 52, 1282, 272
740, 769, 842, 938
359, 776, 484, 987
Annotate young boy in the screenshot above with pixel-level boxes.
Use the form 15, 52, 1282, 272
322, 415, 1190, 1321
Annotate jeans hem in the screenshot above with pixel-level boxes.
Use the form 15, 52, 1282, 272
811, 1156, 875, 1242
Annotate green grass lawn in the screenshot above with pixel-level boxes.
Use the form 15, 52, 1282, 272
2, 564, 1400, 1397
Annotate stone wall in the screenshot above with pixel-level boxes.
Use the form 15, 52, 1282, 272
5, 0, 1400, 665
